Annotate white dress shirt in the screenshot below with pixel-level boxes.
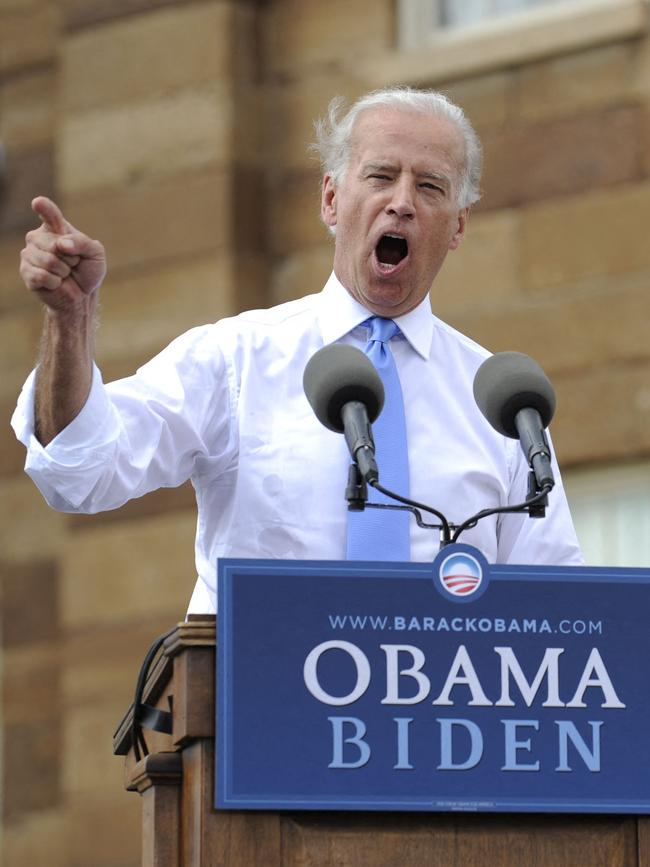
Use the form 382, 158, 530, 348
12, 273, 583, 613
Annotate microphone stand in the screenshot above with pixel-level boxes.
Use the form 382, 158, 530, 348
346, 463, 551, 551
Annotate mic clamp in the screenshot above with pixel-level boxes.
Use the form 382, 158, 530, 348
526, 470, 549, 518
345, 464, 368, 511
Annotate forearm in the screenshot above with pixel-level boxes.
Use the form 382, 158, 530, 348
34, 296, 98, 445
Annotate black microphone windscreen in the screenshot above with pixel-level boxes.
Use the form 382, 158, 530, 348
473, 351, 556, 438
303, 344, 384, 433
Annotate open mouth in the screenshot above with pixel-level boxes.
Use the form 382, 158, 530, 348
375, 234, 408, 271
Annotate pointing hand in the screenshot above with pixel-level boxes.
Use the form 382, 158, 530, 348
20, 197, 107, 311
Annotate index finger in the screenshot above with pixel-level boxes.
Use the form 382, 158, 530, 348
31, 196, 73, 235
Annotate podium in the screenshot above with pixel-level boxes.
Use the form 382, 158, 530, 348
114, 613, 650, 866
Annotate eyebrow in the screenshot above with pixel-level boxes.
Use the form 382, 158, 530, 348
361, 162, 398, 174
361, 162, 452, 187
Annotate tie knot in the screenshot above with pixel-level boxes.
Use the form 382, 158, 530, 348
365, 317, 400, 344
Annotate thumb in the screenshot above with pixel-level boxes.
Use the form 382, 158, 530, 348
31, 196, 73, 235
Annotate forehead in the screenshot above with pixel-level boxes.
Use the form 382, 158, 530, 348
348, 107, 464, 172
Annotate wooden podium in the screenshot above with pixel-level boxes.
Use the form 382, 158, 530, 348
114, 614, 650, 866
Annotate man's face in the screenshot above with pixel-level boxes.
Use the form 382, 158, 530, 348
321, 107, 469, 318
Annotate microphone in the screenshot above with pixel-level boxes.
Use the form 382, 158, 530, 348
303, 344, 384, 484
473, 351, 556, 491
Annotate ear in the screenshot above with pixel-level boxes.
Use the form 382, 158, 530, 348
321, 174, 337, 228
448, 207, 469, 251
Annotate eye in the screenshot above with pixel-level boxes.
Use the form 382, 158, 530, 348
421, 181, 444, 193
368, 173, 391, 182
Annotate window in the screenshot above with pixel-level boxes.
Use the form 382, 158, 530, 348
394, 0, 647, 79
436, 0, 579, 30
564, 463, 650, 568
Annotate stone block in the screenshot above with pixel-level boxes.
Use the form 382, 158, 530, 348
63, 703, 129, 797
0, 475, 67, 562
64, 793, 141, 867
62, 167, 231, 274
0, 3, 60, 74
267, 169, 324, 255
230, 165, 267, 253
0, 67, 55, 150
0, 146, 55, 235
432, 209, 520, 317
60, 511, 198, 629
265, 74, 361, 172
441, 70, 514, 136
520, 182, 650, 292
270, 245, 334, 306
63, 0, 183, 31
480, 104, 643, 211
642, 103, 650, 180
635, 34, 650, 99
62, 615, 178, 706
0, 402, 31, 478
0, 305, 42, 404
552, 362, 650, 465
264, 0, 392, 77
59, 85, 232, 195
62, 2, 235, 113
0, 557, 59, 646
451, 271, 650, 377
0, 233, 28, 314
231, 86, 263, 167
231, 248, 272, 313
515, 42, 636, 122
3, 717, 61, 819
1, 641, 60, 725
2, 809, 69, 867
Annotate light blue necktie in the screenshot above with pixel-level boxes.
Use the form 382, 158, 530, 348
347, 317, 411, 561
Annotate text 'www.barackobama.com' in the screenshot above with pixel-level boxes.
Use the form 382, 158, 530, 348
327, 615, 604, 636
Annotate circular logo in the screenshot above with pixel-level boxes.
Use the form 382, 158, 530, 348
439, 552, 483, 597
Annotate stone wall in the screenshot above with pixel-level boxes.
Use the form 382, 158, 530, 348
1, 1, 265, 863
1, 0, 650, 863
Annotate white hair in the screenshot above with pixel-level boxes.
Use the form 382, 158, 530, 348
312, 86, 482, 208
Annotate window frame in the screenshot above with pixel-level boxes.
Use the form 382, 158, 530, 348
391, 0, 647, 83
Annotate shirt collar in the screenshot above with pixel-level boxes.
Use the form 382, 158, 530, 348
317, 272, 433, 360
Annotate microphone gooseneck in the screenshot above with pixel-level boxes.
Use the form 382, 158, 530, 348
473, 351, 556, 491
303, 344, 384, 483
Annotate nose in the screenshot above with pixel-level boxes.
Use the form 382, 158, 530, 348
385, 178, 415, 220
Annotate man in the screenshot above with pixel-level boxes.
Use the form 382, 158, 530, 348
12, 87, 583, 613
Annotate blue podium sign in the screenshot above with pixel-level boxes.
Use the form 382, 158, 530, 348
216, 546, 650, 813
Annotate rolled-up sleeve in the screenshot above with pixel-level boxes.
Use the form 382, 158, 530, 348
10, 324, 235, 514
12, 363, 120, 510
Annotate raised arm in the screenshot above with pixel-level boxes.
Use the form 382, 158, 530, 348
20, 196, 107, 445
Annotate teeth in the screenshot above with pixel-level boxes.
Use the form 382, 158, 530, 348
385, 233, 404, 239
